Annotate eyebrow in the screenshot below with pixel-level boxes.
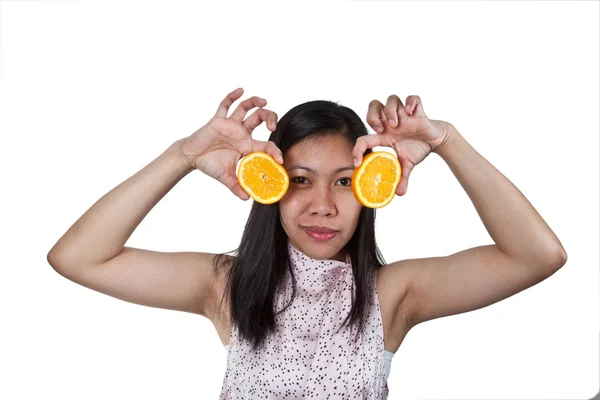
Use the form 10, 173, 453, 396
287, 165, 355, 174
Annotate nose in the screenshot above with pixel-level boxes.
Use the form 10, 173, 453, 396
308, 186, 337, 217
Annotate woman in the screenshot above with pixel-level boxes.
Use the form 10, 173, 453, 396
47, 87, 567, 399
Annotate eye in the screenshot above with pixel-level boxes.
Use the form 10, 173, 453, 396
291, 176, 308, 184
338, 177, 352, 186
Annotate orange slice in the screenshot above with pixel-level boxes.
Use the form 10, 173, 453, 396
352, 151, 401, 208
237, 152, 289, 204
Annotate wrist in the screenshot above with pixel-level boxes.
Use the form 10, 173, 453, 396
175, 138, 196, 172
431, 121, 457, 154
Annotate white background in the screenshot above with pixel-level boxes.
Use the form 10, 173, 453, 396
1, 1, 598, 399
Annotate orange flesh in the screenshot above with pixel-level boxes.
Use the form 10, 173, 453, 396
238, 153, 288, 203
353, 152, 401, 208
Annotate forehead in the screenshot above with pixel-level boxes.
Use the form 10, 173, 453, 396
286, 134, 354, 161
284, 135, 355, 175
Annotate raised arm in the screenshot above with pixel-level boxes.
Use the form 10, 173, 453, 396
46, 138, 224, 317
353, 93, 567, 329
47, 139, 194, 268
47, 87, 282, 318
397, 125, 567, 327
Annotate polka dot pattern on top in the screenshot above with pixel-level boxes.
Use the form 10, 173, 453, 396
219, 241, 390, 399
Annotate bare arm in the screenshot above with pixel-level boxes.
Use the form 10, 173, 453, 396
353, 94, 567, 329
397, 124, 567, 327
46, 89, 281, 319
45, 139, 230, 317
434, 124, 567, 263
47, 139, 194, 267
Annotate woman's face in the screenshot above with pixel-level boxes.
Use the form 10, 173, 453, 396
278, 134, 363, 262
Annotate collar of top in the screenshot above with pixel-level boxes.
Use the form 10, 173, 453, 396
287, 241, 352, 275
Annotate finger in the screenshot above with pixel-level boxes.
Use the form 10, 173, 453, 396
251, 140, 284, 164
222, 171, 250, 201
242, 108, 278, 134
209, 116, 249, 142
384, 95, 403, 128
412, 97, 427, 118
229, 96, 268, 124
366, 99, 385, 133
379, 107, 389, 132
395, 161, 414, 197
215, 88, 245, 118
404, 95, 421, 116
352, 135, 384, 167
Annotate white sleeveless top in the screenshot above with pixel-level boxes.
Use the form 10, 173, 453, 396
219, 242, 394, 398
224, 345, 394, 378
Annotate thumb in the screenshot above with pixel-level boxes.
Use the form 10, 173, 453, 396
222, 172, 250, 201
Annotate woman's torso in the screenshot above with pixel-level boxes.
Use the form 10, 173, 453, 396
210, 262, 411, 355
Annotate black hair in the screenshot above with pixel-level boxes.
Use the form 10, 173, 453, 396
212, 100, 386, 351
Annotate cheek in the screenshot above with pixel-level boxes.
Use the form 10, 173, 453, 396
346, 198, 363, 223
335, 195, 361, 228
341, 193, 362, 213
280, 192, 307, 214
278, 199, 301, 227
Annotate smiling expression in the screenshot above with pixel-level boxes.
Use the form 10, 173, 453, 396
278, 134, 362, 262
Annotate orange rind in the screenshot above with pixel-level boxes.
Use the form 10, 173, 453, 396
237, 152, 289, 204
352, 151, 401, 208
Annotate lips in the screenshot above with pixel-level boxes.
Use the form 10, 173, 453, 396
302, 226, 338, 233
302, 226, 338, 242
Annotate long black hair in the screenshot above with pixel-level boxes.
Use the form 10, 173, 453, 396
212, 100, 386, 351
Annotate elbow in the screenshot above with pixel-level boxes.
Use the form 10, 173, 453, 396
47, 248, 68, 272
558, 247, 568, 265
553, 243, 568, 267
47, 249, 58, 267
47, 250, 74, 279
47, 250, 63, 272
543, 246, 568, 276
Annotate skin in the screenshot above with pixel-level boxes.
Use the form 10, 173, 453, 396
47, 87, 568, 365
278, 134, 362, 263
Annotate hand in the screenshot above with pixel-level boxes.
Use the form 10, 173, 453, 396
179, 87, 282, 200
352, 94, 451, 196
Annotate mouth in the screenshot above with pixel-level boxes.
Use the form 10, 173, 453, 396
302, 226, 338, 241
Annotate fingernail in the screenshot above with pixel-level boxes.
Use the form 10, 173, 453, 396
388, 119, 396, 127
353, 158, 360, 167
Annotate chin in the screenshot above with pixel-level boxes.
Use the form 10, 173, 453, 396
294, 237, 346, 261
